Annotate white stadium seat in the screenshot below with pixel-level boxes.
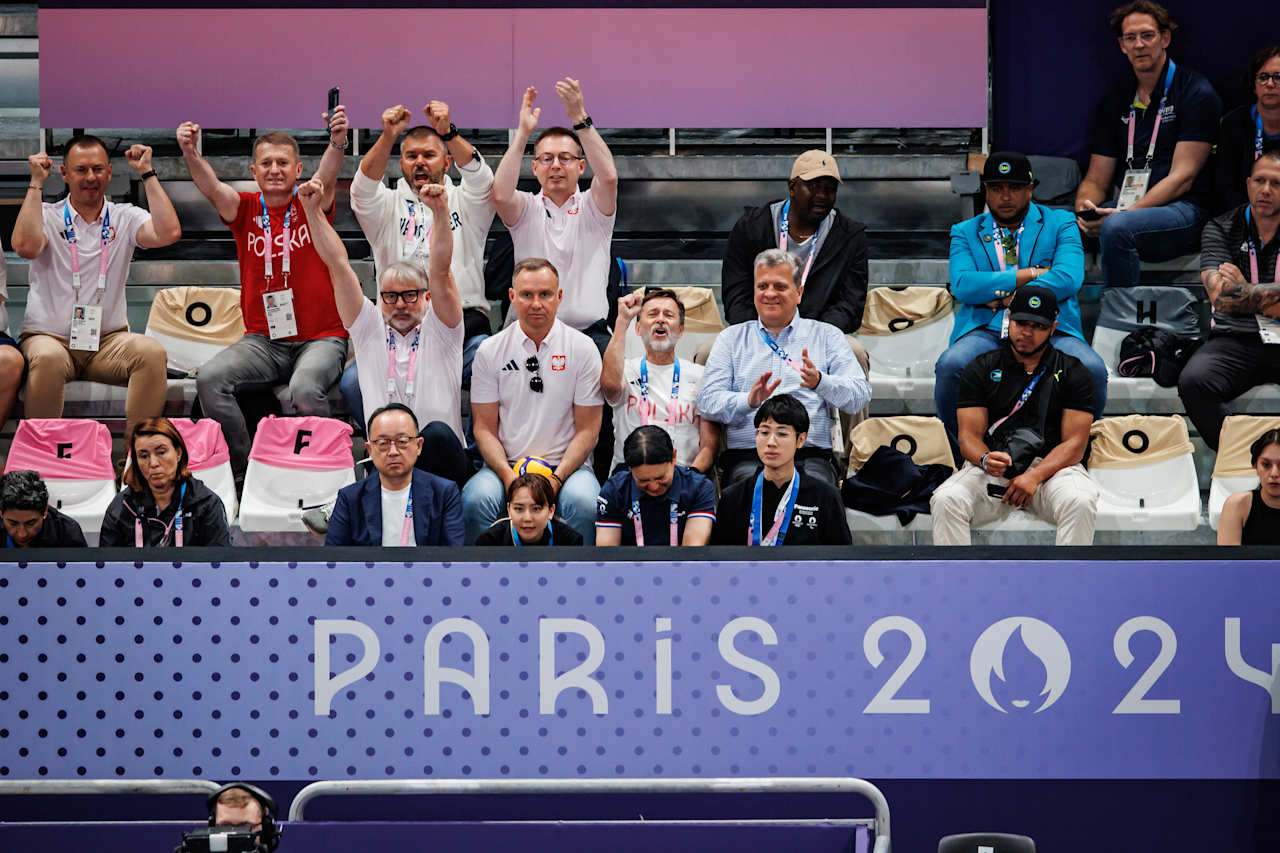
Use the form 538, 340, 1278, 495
1087, 415, 1200, 531
1207, 415, 1280, 530
859, 286, 952, 414
237, 416, 355, 533
844, 415, 953, 534
144, 286, 244, 376
4, 418, 117, 541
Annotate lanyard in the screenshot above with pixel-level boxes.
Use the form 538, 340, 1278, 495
778, 200, 826, 288
512, 521, 552, 547
992, 220, 1023, 272
259, 189, 297, 283
1126, 59, 1176, 168
756, 324, 803, 373
401, 198, 431, 256
630, 489, 679, 547
638, 358, 680, 425
987, 366, 1047, 436
64, 201, 111, 294
387, 325, 422, 398
1246, 208, 1278, 285
748, 469, 799, 546
1254, 106, 1274, 162
135, 482, 186, 547
400, 490, 414, 546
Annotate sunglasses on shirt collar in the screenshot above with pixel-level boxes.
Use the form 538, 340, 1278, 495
526, 356, 543, 393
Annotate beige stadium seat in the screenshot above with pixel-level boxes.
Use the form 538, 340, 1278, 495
145, 286, 244, 376
1087, 415, 1199, 531
858, 286, 952, 414
845, 415, 954, 533
624, 286, 725, 363
1209, 415, 1280, 530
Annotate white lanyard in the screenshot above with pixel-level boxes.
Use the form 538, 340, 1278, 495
1126, 59, 1176, 169
387, 325, 421, 399
778, 200, 825, 288
260, 190, 297, 283
64, 201, 110, 294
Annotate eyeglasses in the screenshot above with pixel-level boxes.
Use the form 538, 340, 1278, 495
368, 436, 417, 452
533, 153, 584, 166
1258, 73, 1280, 87
1120, 30, 1160, 45
379, 288, 425, 305
525, 356, 544, 393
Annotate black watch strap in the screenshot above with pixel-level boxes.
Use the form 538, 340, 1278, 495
139, 170, 158, 181
572, 116, 593, 131
439, 123, 459, 141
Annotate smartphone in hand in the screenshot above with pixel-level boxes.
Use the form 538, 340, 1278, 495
327, 87, 340, 123
1076, 207, 1103, 222
986, 483, 1008, 499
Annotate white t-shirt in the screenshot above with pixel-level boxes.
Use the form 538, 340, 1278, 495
24, 200, 149, 337
607, 357, 704, 471
348, 298, 464, 443
349, 155, 495, 314
380, 483, 412, 547
470, 318, 604, 465
0, 253, 9, 335
507, 187, 614, 330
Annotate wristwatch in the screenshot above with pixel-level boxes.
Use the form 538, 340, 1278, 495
440, 123, 459, 142
572, 116, 593, 131
139, 170, 158, 181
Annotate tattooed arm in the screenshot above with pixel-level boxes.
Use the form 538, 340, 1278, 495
1203, 263, 1280, 318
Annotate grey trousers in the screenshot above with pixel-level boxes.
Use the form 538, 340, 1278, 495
196, 334, 347, 477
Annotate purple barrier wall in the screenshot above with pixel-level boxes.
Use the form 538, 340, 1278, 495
37, 8, 987, 129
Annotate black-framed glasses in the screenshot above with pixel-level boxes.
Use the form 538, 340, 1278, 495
368, 436, 417, 452
525, 356, 543, 393
1258, 73, 1280, 87
379, 288, 426, 305
533, 153, 584, 166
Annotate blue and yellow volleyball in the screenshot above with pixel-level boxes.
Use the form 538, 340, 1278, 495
512, 456, 555, 479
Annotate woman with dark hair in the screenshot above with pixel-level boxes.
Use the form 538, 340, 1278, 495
1213, 44, 1280, 213
595, 425, 717, 546
474, 473, 582, 546
99, 417, 231, 547
1218, 428, 1280, 545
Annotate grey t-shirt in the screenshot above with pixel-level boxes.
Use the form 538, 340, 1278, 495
770, 201, 835, 284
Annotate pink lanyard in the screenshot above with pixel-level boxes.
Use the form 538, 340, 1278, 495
134, 484, 185, 547
400, 490, 414, 546
632, 498, 678, 546
1126, 59, 1175, 169
401, 198, 431, 255
260, 191, 296, 283
1246, 209, 1278, 284
992, 221, 1022, 272
64, 201, 110, 294
638, 358, 679, 425
386, 326, 422, 399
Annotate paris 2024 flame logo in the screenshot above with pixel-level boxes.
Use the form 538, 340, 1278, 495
969, 617, 1072, 713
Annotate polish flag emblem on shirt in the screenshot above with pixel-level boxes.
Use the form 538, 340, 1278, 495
551, 355, 567, 371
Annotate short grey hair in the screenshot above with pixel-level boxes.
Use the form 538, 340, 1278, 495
0, 470, 49, 512
378, 261, 428, 292
753, 249, 801, 286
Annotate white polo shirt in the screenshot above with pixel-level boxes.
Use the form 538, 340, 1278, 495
348, 298, 464, 442
470, 317, 603, 465
607, 356, 704, 471
23, 200, 149, 338
350, 154, 495, 315
507, 187, 614, 330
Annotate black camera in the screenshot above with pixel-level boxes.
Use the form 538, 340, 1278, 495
176, 825, 264, 853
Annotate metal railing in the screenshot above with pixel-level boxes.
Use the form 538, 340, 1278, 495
0, 779, 222, 797
288, 776, 890, 853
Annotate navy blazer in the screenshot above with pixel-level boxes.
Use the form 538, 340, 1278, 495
325, 469, 464, 547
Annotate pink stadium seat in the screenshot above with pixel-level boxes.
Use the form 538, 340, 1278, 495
4, 418, 116, 536
237, 416, 355, 532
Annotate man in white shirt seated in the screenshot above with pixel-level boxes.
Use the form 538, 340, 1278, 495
324, 403, 464, 547
298, 176, 470, 487
697, 248, 872, 488
341, 99, 496, 424
492, 78, 618, 352
463, 258, 604, 544
11, 134, 180, 436
600, 287, 717, 476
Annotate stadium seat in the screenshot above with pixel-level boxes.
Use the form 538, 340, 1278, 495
859, 286, 952, 414
845, 415, 953, 533
1090, 286, 1200, 414
22, 380, 198, 421
3, 418, 116, 538
171, 418, 237, 526
144, 286, 244, 377
1087, 415, 1200, 531
624, 286, 725, 362
237, 415, 355, 532
939, 832, 1035, 853
1208, 415, 1280, 530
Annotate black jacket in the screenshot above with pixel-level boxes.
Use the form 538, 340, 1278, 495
100, 475, 231, 547
721, 201, 869, 333
1, 506, 87, 548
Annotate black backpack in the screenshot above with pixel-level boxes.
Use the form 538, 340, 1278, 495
1116, 326, 1201, 387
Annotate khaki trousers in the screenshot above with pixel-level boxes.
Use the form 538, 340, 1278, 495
20, 329, 168, 434
929, 461, 1099, 546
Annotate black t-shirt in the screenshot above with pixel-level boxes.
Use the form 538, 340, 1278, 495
474, 517, 583, 546
1, 506, 87, 548
711, 468, 851, 546
956, 342, 1094, 451
1091, 58, 1221, 208
1213, 105, 1280, 215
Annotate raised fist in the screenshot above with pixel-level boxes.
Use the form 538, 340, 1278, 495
616, 291, 643, 325
28, 152, 53, 184
324, 105, 349, 146
176, 122, 201, 154
381, 105, 412, 138
419, 182, 448, 214
424, 101, 451, 136
297, 176, 325, 208
124, 144, 153, 174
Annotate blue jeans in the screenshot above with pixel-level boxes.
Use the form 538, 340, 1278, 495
339, 332, 489, 435
933, 328, 1109, 445
461, 465, 599, 545
1098, 200, 1206, 288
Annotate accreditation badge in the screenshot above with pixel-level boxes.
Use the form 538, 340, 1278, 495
263, 288, 298, 340
1256, 314, 1280, 345
69, 304, 102, 352
1116, 169, 1151, 210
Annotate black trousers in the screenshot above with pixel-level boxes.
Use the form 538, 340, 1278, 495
415, 420, 474, 488
1177, 333, 1280, 450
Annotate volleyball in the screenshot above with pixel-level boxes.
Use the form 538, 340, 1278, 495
512, 456, 555, 480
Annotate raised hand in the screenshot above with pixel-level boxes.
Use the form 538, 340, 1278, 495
554, 77, 587, 124
28, 152, 53, 185
297, 176, 326, 209
124, 144, 153, 174
616, 291, 643, 326
176, 122, 201, 155
381, 105, 412, 138
518, 87, 541, 135
424, 100, 452, 136
323, 105, 349, 147
419, 182, 448, 214
747, 371, 783, 408
799, 348, 821, 390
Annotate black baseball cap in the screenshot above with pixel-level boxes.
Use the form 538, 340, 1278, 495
1008, 285, 1058, 325
982, 151, 1037, 186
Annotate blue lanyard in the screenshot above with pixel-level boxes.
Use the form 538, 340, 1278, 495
756, 324, 802, 372
64, 200, 111, 294
638, 358, 680, 425
1253, 106, 1277, 162
512, 521, 552, 547
987, 366, 1048, 436
5, 534, 13, 548
749, 469, 799, 546
778, 200, 826, 288
258, 188, 297, 281
137, 482, 186, 547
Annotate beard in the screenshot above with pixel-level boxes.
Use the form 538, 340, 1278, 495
642, 329, 677, 354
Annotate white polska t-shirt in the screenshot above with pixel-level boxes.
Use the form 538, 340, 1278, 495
608, 357, 704, 471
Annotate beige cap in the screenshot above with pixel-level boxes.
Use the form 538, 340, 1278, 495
790, 149, 842, 183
